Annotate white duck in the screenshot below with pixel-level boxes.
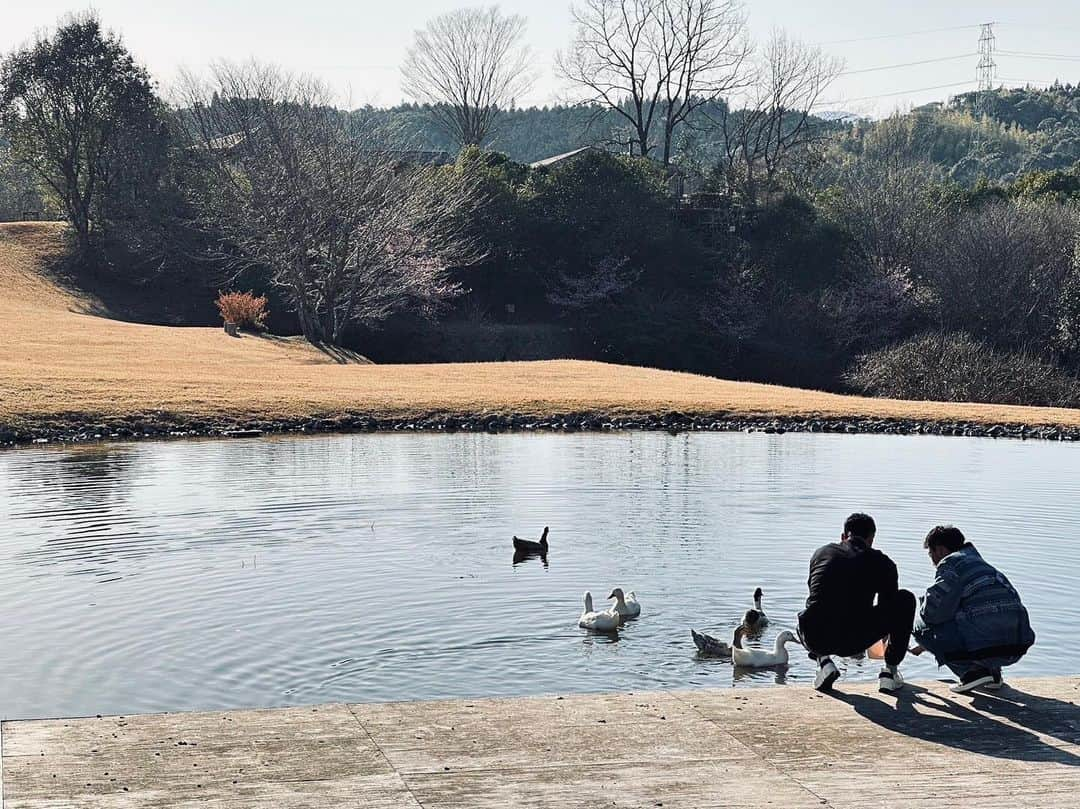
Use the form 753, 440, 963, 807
742, 587, 769, 631
731, 625, 800, 668
608, 588, 641, 620
578, 592, 620, 632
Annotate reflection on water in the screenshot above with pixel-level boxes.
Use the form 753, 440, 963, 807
0, 432, 1078, 720
513, 548, 548, 567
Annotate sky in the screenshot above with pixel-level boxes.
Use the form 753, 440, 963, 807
3, 0, 1080, 117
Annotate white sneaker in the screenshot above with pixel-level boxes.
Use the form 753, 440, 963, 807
950, 667, 995, 694
878, 666, 905, 693
984, 669, 1005, 690
814, 657, 840, 692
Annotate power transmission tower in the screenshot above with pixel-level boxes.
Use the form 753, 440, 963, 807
975, 22, 997, 120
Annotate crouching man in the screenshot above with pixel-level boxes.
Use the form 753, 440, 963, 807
913, 525, 1035, 693
798, 513, 917, 694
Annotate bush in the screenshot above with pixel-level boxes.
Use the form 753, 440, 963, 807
921, 200, 1078, 352
820, 268, 922, 356
845, 331, 1080, 407
216, 291, 268, 330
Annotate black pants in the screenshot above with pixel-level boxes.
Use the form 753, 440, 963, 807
798, 590, 917, 668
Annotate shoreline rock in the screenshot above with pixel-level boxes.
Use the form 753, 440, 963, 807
2, 411, 1079, 449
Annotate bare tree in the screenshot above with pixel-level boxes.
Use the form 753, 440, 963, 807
179, 63, 483, 345
821, 157, 949, 279
655, 0, 750, 164
401, 7, 533, 148
558, 0, 748, 164
924, 200, 1079, 352
719, 30, 842, 203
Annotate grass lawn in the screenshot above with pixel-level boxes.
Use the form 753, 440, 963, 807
3, 221, 1079, 431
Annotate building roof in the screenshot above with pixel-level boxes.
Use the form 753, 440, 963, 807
529, 146, 598, 169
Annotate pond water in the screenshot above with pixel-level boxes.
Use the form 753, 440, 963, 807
1, 432, 1077, 720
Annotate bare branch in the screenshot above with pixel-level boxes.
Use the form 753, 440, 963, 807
558, 0, 749, 164
401, 7, 534, 148
718, 29, 842, 203
177, 62, 485, 344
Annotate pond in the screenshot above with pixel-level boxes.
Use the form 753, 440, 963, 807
0, 432, 1077, 720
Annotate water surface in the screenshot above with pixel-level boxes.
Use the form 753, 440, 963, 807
1, 432, 1077, 719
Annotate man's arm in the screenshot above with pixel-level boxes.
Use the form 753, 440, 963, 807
876, 554, 899, 600
919, 560, 963, 626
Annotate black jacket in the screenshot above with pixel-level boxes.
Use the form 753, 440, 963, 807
802, 537, 898, 619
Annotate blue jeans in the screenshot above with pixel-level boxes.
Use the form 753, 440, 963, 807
913, 618, 1019, 677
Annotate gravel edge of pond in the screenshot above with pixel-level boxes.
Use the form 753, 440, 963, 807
3, 410, 1080, 449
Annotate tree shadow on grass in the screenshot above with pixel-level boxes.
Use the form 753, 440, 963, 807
238, 333, 373, 364
830, 684, 1080, 765
309, 341, 373, 364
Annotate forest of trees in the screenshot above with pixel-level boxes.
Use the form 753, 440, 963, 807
3, 10, 1080, 409
372, 83, 1080, 181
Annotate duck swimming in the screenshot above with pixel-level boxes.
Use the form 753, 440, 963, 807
742, 587, 768, 631
578, 591, 620, 632
731, 626, 800, 667
513, 527, 549, 555
691, 629, 732, 657
608, 588, 641, 620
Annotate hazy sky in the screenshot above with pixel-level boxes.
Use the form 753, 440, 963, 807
4, 1, 1079, 116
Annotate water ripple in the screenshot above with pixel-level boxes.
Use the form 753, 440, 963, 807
0, 432, 1077, 719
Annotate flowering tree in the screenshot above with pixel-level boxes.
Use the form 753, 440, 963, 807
179, 63, 485, 344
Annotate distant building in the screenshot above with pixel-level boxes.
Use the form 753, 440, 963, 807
666, 166, 706, 198
529, 145, 707, 199
528, 146, 599, 169
205, 131, 249, 152
199, 131, 453, 167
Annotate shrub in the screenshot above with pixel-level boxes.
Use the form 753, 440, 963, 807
820, 268, 922, 356
216, 291, 268, 330
845, 331, 1080, 408
921, 200, 1079, 352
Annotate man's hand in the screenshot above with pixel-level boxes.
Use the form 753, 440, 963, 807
909, 644, 925, 655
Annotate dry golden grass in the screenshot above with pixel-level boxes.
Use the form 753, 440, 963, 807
2, 221, 1080, 429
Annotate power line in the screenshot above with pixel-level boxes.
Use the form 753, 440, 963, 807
995, 21, 1080, 35
818, 24, 982, 46
838, 53, 976, 76
997, 50, 1080, 61
815, 80, 977, 108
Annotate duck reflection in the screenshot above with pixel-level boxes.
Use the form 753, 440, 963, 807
732, 665, 789, 686
512, 548, 548, 568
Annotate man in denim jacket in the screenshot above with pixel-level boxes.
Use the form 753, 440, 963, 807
913, 525, 1035, 693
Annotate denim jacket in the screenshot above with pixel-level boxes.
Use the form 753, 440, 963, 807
918, 544, 1035, 659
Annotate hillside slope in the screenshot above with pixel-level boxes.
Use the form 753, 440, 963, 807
2, 221, 1079, 436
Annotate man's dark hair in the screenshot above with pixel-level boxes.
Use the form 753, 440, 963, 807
924, 525, 966, 552
844, 513, 876, 540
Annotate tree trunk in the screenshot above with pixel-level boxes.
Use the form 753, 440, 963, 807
292, 289, 325, 345
635, 127, 650, 159
743, 155, 758, 207
71, 215, 93, 256
64, 190, 93, 256
662, 123, 674, 167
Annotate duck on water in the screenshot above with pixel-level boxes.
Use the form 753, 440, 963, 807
743, 587, 768, 632
513, 527, 549, 555
578, 591, 620, 633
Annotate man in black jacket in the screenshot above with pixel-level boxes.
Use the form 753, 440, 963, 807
798, 513, 917, 694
